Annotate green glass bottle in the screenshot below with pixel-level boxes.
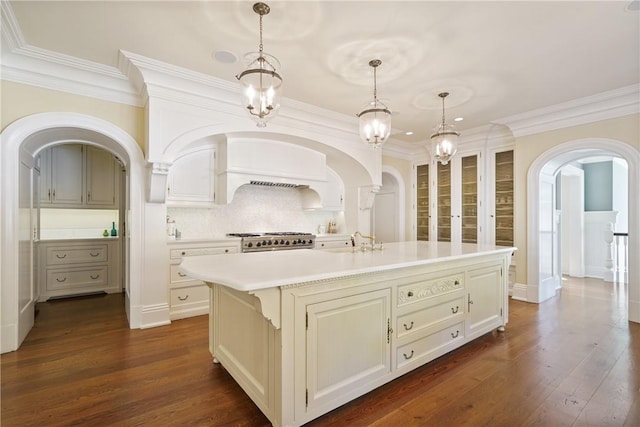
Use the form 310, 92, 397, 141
111, 222, 117, 237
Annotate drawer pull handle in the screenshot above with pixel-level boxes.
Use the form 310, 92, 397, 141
178, 272, 187, 277
451, 306, 459, 314
407, 291, 414, 297
403, 350, 414, 360
403, 321, 414, 331
225, 249, 229, 253
181, 251, 186, 256
451, 330, 460, 339
454, 280, 460, 286
56, 277, 67, 282
90, 274, 100, 279
178, 294, 189, 301
90, 252, 100, 257
56, 254, 67, 259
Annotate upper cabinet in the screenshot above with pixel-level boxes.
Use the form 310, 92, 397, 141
492, 150, 514, 246
416, 164, 429, 241
167, 148, 216, 206
319, 167, 344, 211
39, 144, 120, 209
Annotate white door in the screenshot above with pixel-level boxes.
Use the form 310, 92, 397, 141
560, 167, 585, 277
18, 161, 36, 345
539, 173, 559, 301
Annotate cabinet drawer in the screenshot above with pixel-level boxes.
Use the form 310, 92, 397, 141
396, 321, 465, 370
170, 264, 203, 285
46, 266, 108, 291
170, 284, 209, 307
397, 273, 464, 306
170, 246, 236, 259
46, 245, 108, 265
396, 296, 465, 339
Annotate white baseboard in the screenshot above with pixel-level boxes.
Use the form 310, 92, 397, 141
139, 303, 171, 329
0, 323, 17, 354
511, 282, 528, 302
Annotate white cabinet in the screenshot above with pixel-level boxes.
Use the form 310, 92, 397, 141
305, 288, 391, 413
39, 144, 120, 209
433, 150, 482, 243
206, 249, 511, 426
167, 148, 216, 205
168, 241, 238, 320
37, 239, 120, 301
318, 167, 344, 210
39, 144, 84, 206
314, 234, 351, 249
85, 146, 119, 208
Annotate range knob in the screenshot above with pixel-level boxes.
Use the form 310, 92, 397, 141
280, 239, 285, 245
262, 240, 268, 246
285, 240, 290, 245
273, 240, 279, 245
247, 242, 253, 248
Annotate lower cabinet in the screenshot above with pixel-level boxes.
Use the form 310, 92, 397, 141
168, 241, 239, 320
208, 251, 511, 427
38, 239, 120, 301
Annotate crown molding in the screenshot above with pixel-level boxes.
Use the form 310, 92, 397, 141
494, 84, 640, 137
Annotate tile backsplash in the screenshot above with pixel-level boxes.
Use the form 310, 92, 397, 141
168, 185, 345, 239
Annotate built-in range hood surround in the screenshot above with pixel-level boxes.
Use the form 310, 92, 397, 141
216, 136, 327, 208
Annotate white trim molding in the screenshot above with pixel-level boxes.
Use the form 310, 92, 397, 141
495, 84, 640, 138
526, 138, 639, 323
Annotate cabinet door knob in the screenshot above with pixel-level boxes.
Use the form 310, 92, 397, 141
407, 291, 414, 297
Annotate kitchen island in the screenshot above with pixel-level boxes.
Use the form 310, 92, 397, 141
180, 241, 515, 427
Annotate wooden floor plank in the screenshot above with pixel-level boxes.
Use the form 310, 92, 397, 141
2, 277, 639, 426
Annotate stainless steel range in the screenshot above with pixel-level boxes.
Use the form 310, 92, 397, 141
227, 232, 316, 253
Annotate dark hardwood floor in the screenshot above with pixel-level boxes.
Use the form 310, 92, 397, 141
2, 277, 639, 426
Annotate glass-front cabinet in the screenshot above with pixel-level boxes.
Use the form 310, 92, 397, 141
494, 150, 514, 246
437, 162, 452, 242
416, 164, 430, 241
461, 155, 478, 243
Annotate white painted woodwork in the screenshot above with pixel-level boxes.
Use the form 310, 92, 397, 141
40, 144, 84, 206
584, 211, 619, 280
319, 167, 344, 210
167, 148, 216, 205
85, 145, 118, 208
37, 238, 120, 301
18, 160, 35, 347
182, 242, 513, 426
167, 240, 239, 320
39, 144, 120, 209
314, 235, 351, 250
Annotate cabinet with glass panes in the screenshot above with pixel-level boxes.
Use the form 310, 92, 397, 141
416, 164, 430, 241
437, 162, 451, 242
494, 150, 514, 246
461, 155, 478, 243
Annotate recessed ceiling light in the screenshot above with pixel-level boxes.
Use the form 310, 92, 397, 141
405, 131, 414, 136
212, 50, 238, 64
454, 117, 464, 122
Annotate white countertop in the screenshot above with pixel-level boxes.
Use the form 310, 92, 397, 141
179, 241, 516, 292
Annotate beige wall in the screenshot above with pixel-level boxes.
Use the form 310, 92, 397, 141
1, 80, 145, 152
382, 155, 414, 240
513, 113, 640, 285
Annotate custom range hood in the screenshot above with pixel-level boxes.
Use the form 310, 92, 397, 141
215, 136, 327, 208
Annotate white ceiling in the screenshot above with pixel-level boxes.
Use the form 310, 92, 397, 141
5, 1, 640, 146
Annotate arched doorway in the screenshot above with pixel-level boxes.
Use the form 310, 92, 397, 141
1, 112, 146, 352
526, 138, 639, 323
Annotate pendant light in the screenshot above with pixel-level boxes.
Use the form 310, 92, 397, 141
430, 92, 459, 165
236, 2, 282, 127
357, 59, 391, 147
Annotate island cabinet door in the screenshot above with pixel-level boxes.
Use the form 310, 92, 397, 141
465, 262, 504, 341
305, 288, 392, 416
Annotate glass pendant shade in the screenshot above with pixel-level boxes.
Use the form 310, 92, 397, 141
236, 2, 282, 127
430, 92, 459, 165
430, 123, 459, 165
237, 52, 282, 127
357, 59, 391, 147
358, 101, 392, 147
